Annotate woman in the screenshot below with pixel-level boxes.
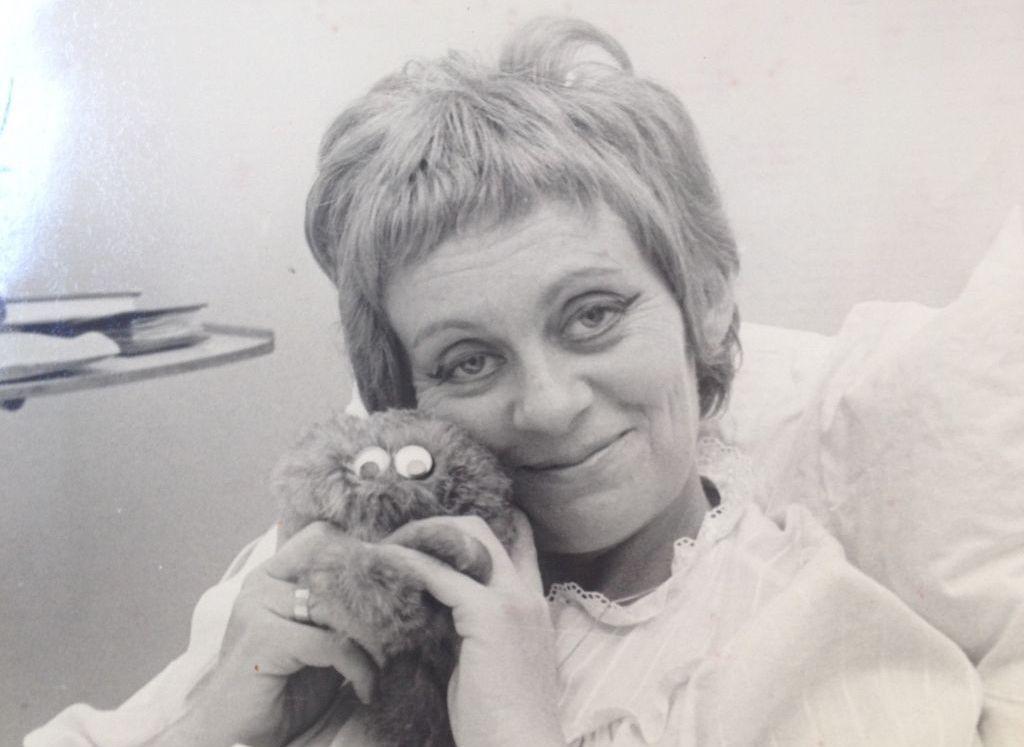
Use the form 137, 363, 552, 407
29, 16, 984, 747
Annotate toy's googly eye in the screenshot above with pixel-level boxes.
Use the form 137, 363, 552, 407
394, 444, 434, 479
353, 446, 390, 479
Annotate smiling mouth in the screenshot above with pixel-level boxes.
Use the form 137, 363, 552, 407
520, 431, 630, 472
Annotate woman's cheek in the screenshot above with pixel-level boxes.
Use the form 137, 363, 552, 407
615, 337, 690, 404
420, 387, 511, 455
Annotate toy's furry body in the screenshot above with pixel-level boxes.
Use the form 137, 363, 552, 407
273, 409, 516, 747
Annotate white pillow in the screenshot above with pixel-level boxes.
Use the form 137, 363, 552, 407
752, 207, 1024, 744
699, 321, 835, 508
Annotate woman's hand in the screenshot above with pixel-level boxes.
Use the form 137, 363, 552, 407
152, 522, 378, 747
381, 510, 565, 747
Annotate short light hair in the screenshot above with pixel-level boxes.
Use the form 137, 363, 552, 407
306, 16, 740, 416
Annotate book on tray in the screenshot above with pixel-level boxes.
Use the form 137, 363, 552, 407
0, 291, 141, 326
19, 304, 211, 355
90, 304, 210, 355
1, 293, 209, 360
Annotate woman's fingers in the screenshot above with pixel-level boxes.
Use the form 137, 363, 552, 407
375, 542, 484, 612
236, 574, 298, 620
281, 621, 378, 704
270, 514, 540, 593
264, 521, 350, 581
382, 517, 559, 747
385, 521, 495, 582
237, 586, 378, 703
257, 514, 544, 697
233, 549, 380, 703
385, 515, 518, 582
379, 512, 545, 612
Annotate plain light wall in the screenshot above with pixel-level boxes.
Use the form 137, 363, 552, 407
2, 1, 1022, 742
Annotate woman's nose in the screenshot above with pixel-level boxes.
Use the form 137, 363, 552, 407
510, 350, 593, 435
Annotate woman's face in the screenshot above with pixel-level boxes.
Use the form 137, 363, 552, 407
384, 202, 703, 555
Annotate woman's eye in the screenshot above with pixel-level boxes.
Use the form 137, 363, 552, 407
564, 298, 630, 340
455, 354, 488, 376
578, 305, 614, 328
433, 351, 501, 384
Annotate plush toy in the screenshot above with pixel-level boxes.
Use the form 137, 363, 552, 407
272, 409, 516, 747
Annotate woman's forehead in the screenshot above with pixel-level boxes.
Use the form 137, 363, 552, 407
383, 203, 654, 346
386, 203, 637, 297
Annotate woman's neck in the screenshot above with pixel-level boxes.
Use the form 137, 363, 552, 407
538, 468, 710, 601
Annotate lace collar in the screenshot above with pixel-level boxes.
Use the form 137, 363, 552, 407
545, 438, 755, 626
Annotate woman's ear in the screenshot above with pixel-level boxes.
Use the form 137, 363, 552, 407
701, 279, 736, 348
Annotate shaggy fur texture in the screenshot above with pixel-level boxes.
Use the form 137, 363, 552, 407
273, 409, 516, 747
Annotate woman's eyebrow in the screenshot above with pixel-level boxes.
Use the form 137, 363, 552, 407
539, 265, 624, 307
411, 319, 481, 350
410, 266, 624, 350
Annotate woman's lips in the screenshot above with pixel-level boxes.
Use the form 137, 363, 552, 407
519, 430, 631, 474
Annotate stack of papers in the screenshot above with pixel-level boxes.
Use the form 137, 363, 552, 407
0, 292, 210, 382
0, 291, 141, 326
0, 332, 120, 383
